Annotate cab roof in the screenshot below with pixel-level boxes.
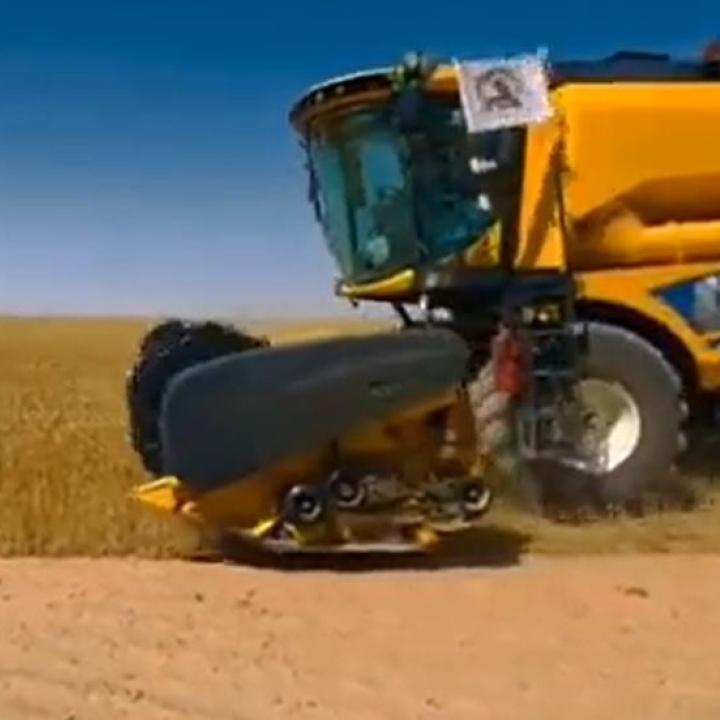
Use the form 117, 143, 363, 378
289, 50, 720, 128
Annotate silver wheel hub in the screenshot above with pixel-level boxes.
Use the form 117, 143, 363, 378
569, 379, 642, 474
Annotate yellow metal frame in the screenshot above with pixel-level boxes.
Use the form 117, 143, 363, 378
577, 262, 720, 390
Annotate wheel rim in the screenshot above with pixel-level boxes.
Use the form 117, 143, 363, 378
573, 378, 642, 474
284, 487, 324, 525
462, 484, 493, 516
335, 480, 365, 509
297, 496, 322, 523
328, 471, 367, 509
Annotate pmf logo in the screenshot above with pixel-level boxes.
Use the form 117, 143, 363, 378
473, 68, 524, 112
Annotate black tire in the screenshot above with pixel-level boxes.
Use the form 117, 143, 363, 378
528, 323, 686, 515
126, 320, 267, 476
138, 319, 188, 355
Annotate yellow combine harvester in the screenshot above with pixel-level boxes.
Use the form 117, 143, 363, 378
126, 46, 720, 553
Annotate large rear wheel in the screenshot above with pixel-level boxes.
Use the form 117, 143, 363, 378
474, 322, 689, 516
533, 323, 690, 515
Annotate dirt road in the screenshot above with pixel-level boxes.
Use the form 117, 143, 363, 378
1, 555, 719, 720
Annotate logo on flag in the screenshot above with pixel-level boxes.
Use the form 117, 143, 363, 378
457, 53, 554, 133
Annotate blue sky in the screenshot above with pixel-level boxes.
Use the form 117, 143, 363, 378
0, 0, 715, 318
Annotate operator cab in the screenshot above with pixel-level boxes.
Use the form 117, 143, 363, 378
289, 57, 526, 299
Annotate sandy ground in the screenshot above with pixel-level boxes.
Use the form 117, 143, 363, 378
1, 556, 720, 720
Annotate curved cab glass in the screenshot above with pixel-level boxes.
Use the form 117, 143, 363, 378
306, 99, 496, 284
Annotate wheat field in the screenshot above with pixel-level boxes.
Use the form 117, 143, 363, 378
0, 317, 187, 556
0, 316, 393, 557
2, 315, 720, 558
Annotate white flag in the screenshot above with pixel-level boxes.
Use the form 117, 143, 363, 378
457, 53, 553, 133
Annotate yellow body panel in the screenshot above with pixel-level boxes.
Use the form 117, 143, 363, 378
462, 221, 503, 268
131, 476, 185, 513
553, 83, 720, 275
514, 116, 567, 270
557, 83, 720, 223
339, 268, 417, 300
517, 82, 720, 273
570, 213, 720, 269
577, 262, 720, 390
180, 454, 328, 528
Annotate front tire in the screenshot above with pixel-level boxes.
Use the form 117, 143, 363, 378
529, 323, 686, 515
